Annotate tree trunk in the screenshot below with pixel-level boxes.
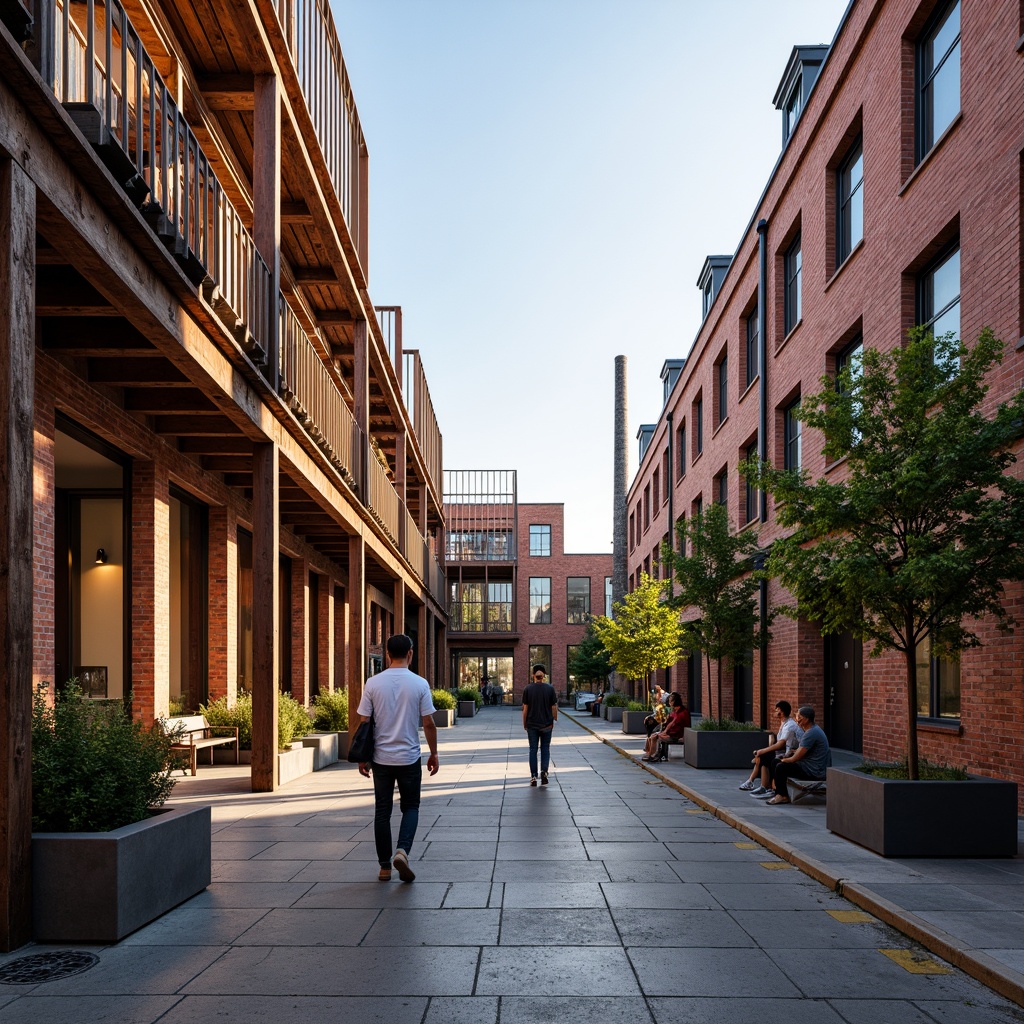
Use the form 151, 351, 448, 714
904, 642, 920, 780
705, 652, 713, 721
717, 656, 724, 722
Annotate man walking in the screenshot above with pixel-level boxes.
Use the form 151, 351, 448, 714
353, 634, 439, 881
522, 664, 558, 786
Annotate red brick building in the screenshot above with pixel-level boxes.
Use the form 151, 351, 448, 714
626, 0, 1024, 799
445, 471, 612, 700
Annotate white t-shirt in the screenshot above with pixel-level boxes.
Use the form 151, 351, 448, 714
357, 666, 436, 766
778, 717, 804, 754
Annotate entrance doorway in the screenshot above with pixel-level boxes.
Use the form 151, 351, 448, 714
454, 652, 513, 703
827, 630, 863, 752
687, 653, 702, 715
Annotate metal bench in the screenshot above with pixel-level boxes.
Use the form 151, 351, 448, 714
787, 776, 827, 803
162, 715, 239, 776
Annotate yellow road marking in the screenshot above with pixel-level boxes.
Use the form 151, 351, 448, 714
879, 949, 952, 974
827, 910, 875, 923
759, 861, 791, 870
734, 842, 759, 849
686, 808, 706, 814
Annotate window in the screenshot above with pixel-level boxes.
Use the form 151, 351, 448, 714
629, 512, 635, 551
650, 546, 659, 581
605, 576, 613, 616
784, 82, 802, 141
529, 645, 551, 676
643, 484, 651, 530
675, 514, 686, 556
916, 638, 960, 719
918, 245, 960, 362
567, 577, 590, 624
451, 581, 484, 631
567, 645, 579, 685
784, 234, 802, 334
702, 277, 714, 319
717, 354, 728, 424
836, 336, 864, 446
784, 399, 802, 471
746, 306, 759, 387
696, 396, 704, 456
661, 451, 670, 504
677, 422, 687, 477
529, 577, 551, 624
716, 469, 728, 511
837, 137, 864, 264
529, 524, 551, 557
745, 441, 758, 524
917, 0, 960, 161
487, 582, 513, 631
652, 468, 660, 509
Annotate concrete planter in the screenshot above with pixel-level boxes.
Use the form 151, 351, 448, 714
683, 727, 772, 769
457, 700, 476, 718
825, 766, 1019, 858
433, 709, 455, 728
277, 744, 315, 785
32, 805, 211, 942
621, 710, 648, 734
301, 731, 339, 770
603, 706, 624, 723
214, 748, 252, 764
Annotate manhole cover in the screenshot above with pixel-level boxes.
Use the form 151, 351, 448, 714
0, 950, 99, 984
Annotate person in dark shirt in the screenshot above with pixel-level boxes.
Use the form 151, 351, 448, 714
641, 692, 690, 761
522, 664, 558, 786
767, 705, 830, 805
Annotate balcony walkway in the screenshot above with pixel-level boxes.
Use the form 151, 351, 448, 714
1, 707, 1022, 1021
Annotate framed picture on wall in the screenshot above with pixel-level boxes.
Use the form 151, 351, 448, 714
76, 666, 108, 699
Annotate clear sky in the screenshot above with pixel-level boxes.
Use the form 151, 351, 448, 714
332, 0, 850, 553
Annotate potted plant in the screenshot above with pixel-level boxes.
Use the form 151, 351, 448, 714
749, 329, 1024, 856
32, 680, 211, 942
621, 701, 649, 734
455, 686, 480, 718
601, 691, 629, 723
309, 689, 348, 762
431, 688, 456, 728
683, 716, 772, 769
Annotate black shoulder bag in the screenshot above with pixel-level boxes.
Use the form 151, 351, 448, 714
347, 717, 375, 763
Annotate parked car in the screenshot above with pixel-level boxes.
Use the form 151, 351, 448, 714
574, 692, 598, 712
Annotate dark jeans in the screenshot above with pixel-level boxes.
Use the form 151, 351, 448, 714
774, 760, 824, 795
527, 726, 552, 777
372, 760, 422, 867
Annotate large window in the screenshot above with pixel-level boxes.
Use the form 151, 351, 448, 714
715, 470, 728, 511
745, 306, 759, 387
717, 354, 728, 424
529, 524, 551, 557
784, 234, 802, 334
677, 422, 687, 477
695, 396, 704, 456
487, 582, 513, 631
450, 581, 513, 632
744, 441, 758, 525
916, 638, 960, 720
917, 0, 960, 161
529, 577, 551, 624
836, 336, 864, 447
605, 576, 613, 617
529, 645, 551, 676
918, 245, 960, 347
784, 399, 802, 471
446, 530, 513, 561
567, 577, 590, 624
837, 137, 864, 265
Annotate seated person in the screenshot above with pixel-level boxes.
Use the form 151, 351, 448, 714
641, 692, 690, 761
767, 705, 830, 805
738, 700, 803, 797
644, 684, 669, 736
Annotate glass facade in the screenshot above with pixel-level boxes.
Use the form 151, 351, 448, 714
529, 524, 551, 556
529, 577, 552, 624
446, 530, 513, 561
567, 577, 590, 624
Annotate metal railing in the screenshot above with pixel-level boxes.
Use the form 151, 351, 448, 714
403, 350, 442, 498
365, 446, 400, 544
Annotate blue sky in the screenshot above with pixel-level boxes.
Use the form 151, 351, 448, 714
332, 0, 850, 552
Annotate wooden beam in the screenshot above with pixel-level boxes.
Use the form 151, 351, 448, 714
39, 317, 155, 356
178, 436, 252, 456
0, 158, 34, 951
88, 358, 192, 387
294, 268, 338, 286
313, 308, 354, 326
201, 456, 253, 472
198, 74, 254, 110
153, 414, 239, 435
124, 390, 220, 414
281, 200, 314, 226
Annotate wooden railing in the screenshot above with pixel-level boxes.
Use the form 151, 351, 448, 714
401, 505, 425, 582
403, 351, 443, 498
366, 448, 400, 544
274, 0, 366, 268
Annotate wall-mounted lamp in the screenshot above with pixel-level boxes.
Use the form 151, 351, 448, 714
95, 548, 108, 564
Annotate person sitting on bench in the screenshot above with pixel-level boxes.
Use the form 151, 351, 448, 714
641, 692, 689, 761
767, 705, 829, 805
738, 700, 803, 798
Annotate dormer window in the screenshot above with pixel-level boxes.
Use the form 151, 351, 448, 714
697, 256, 732, 321
637, 424, 656, 462
774, 45, 829, 145
661, 359, 686, 405
783, 84, 802, 140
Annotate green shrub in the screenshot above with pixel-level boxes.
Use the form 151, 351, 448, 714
168, 691, 190, 717
602, 691, 630, 708
202, 694, 253, 749
455, 686, 484, 709
431, 688, 456, 711
625, 701, 647, 713
696, 716, 759, 731
312, 689, 349, 731
278, 692, 314, 749
32, 680, 176, 832
857, 758, 969, 781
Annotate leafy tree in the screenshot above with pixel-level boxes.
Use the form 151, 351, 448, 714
592, 574, 684, 698
662, 501, 769, 720
746, 328, 1024, 779
567, 620, 613, 689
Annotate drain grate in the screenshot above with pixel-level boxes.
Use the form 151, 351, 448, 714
0, 950, 100, 984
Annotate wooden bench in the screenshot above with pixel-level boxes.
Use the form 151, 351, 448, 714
162, 715, 239, 776
787, 777, 827, 803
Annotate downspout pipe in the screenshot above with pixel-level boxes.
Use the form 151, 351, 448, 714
756, 218, 769, 729
665, 411, 674, 691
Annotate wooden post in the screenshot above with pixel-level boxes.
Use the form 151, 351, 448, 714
393, 578, 405, 637
353, 319, 369, 497
251, 443, 279, 792
347, 534, 365, 713
290, 557, 308, 704
0, 158, 35, 951
253, 74, 280, 387
417, 603, 428, 682
320, 579, 334, 692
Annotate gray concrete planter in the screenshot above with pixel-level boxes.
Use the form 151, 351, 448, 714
301, 731, 339, 769
826, 765, 1019, 858
433, 709, 455, 728
603, 706, 624, 723
277, 744, 315, 785
683, 727, 772, 769
458, 700, 476, 718
32, 804, 211, 942
214, 747, 252, 764
621, 710, 648, 734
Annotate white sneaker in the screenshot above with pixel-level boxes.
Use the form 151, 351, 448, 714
753, 789, 774, 799
392, 849, 416, 882
738, 780, 757, 791
749, 786, 768, 796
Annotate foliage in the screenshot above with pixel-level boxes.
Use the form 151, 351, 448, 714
455, 686, 484, 709
566, 621, 613, 686
32, 680, 176, 832
431, 688, 457, 711
745, 328, 1024, 778
592, 575, 684, 690
662, 501, 770, 719
625, 701, 648, 713
312, 689, 348, 732
278, 692, 314, 749
602, 691, 630, 708
696, 716, 760, 732
167, 692, 190, 717
857, 759, 969, 781
202, 694, 253, 750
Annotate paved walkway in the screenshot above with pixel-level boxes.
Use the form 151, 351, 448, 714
0, 706, 1022, 1023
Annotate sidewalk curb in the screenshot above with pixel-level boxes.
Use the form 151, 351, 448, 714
564, 713, 1024, 1010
